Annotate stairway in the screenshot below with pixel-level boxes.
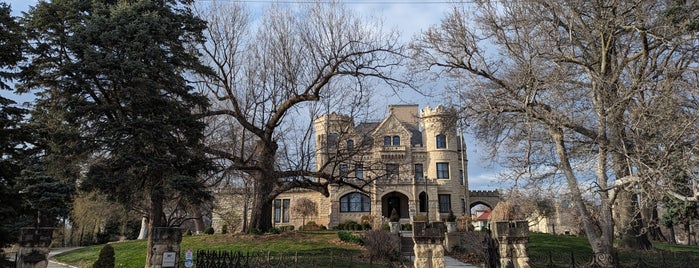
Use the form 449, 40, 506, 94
400, 233, 415, 258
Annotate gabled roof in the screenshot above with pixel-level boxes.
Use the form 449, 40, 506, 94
371, 113, 423, 146
477, 210, 491, 221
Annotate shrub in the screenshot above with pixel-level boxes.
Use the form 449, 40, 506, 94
268, 227, 280, 234
363, 230, 400, 262
337, 230, 364, 245
362, 223, 372, 230
279, 225, 295, 232
184, 229, 192, 236
319, 225, 327, 230
389, 208, 399, 222
221, 225, 228, 234
401, 223, 412, 231
204, 227, 215, 235
336, 220, 361, 231
248, 228, 262, 235
92, 244, 115, 268
447, 210, 456, 222
381, 223, 390, 231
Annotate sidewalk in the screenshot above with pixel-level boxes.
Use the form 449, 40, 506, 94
48, 247, 81, 268
444, 256, 480, 267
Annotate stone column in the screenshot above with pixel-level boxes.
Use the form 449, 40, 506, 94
16, 227, 54, 268
412, 221, 446, 268
148, 228, 183, 268
492, 221, 530, 268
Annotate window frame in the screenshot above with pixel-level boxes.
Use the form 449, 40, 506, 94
436, 134, 447, 149
414, 163, 424, 180
384, 136, 391, 146
355, 163, 364, 180
436, 162, 449, 179
340, 192, 371, 212
438, 194, 451, 213
386, 163, 399, 177
392, 135, 400, 146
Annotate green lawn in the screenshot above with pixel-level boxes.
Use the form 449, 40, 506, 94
55, 231, 699, 267
527, 232, 699, 267
54, 231, 368, 268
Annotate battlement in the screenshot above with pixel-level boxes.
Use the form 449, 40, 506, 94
315, 112, 353, 123
469, 190, 499, 197
419, 105, 454, 118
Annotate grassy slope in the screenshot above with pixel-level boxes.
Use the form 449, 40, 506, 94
55, 231, 699, 267
54, 232, 362, 268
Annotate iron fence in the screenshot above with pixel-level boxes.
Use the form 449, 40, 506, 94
528, 251, 698, 268
186, 250, 390, 268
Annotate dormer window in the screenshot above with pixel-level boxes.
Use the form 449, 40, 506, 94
436, 134, 447, 148
392, 135, 400, 146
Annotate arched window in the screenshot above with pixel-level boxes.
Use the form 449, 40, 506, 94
436, 134, 447, 148
419, 192, 428, 212
384, 136, 391, 146
340, 193, 371, 212
347, 139, 354, 150
392, 135, 400, 146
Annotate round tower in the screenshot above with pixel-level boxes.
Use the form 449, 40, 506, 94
420, 105, 468, 218
314, 112, 354, 171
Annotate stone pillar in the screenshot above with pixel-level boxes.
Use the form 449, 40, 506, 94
148, 228, 183, 268
492, 221, 530, 268
412, 221, 446, 268
16, 227, 54, 268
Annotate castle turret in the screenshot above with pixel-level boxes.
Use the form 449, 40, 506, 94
314, 112, 355, 171
420, 105, 468, 218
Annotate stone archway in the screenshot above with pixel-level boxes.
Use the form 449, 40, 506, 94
469, 190, 500, 210
382, 191, 410, 219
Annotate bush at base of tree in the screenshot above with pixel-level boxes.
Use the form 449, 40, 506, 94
363, 230, 400, 262
221, 225, 228, 234
204, 227, 214, 235
302, 221, 320, 231
92, 244, 115, 268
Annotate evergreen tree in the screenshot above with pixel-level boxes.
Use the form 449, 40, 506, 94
0, 1, 30, 248
21, 0, 211, 265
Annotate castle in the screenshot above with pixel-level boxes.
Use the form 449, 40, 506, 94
212, 104, 500, 231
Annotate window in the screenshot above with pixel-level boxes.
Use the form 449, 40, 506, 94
328, 133, 339, 147
384, 136, 391, 146
419, 192, 428, 212
437, 162, 449, 179
461, 198, 467, 214
460, 170, 464, 185
339, 164, 348, 177
340, 193, 371, 212
355, 164, 364, 180
347, 139, 354, 150
438, 194, 451, 213
392, 135, 400, 146
274, 199, 290, 223
436, 134, 447, 148
414, 164, 424, 180
386, 164, 399, 177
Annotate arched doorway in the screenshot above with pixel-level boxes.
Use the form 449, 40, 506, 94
382, 192, 409, 219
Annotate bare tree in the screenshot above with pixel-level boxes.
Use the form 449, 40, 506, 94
195, 1, 407, 232
410, 0, 698, 264
291, 197, 318, 229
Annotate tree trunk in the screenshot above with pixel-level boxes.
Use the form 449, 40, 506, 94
685, 222, 691, 245
193, 209, 205, 234
137, 216, 149, 240
549, 127, 615, 266
668, 224, 677, 244
146, 190, 165, 268
249, 177, 274, 232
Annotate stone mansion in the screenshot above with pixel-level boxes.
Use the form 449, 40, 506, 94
212, 104, 500, 231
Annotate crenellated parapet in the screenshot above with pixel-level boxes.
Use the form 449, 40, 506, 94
469, 190, 500, 197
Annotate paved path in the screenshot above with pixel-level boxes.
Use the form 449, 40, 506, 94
48, 247, 81, 268
444, 256, 480, 267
